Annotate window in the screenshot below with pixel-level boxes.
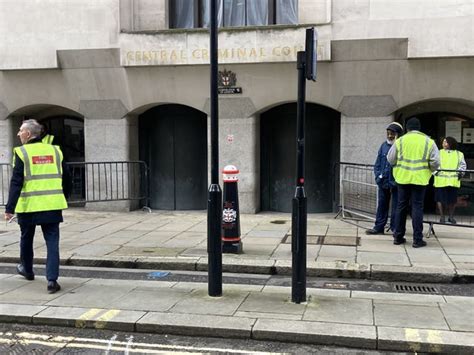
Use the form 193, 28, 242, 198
170, 0, 298, 29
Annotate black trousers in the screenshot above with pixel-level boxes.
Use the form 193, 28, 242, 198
20, 223, 60, 281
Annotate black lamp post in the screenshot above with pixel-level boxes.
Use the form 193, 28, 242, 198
208, 0, 223, 297
292, 28, 317, 304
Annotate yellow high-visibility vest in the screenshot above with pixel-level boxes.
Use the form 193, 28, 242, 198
434, 150, 463, 188
393, 131, 435, 186
13, 143, 68, 213
41, 134, 55, 144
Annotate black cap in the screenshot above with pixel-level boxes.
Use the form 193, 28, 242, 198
406, 117, 421, 131
386, 122, 403, 135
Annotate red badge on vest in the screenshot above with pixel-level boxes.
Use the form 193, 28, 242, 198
32, 155, 54, 164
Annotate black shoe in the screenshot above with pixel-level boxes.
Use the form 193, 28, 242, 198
47, 281, 61, 294
448, 217, 457, 225
412, 240, 427, 248
365, 229, 384, 235
393, 238, 406, 245
16, 264, 34, 281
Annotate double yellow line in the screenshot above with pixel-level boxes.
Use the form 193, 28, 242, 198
75, 308, 121, 329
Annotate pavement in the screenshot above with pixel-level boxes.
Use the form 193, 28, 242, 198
0, 208, 473, 352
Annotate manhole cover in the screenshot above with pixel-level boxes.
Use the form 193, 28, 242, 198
394, 284, 439, 294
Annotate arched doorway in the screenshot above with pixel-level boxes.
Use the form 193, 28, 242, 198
9, 106, 85, 202
396, 100, 474, 216
139, 104, 207, 210
260, 103, 340, 213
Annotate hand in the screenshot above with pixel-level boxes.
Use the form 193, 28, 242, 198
4, 213, 14, 221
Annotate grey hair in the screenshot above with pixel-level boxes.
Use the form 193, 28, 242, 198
21, 119, 42, 139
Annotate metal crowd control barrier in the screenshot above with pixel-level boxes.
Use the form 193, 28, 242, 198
336, 162, 377, 221
0, 161, 150, 209
1, 163, 12, 207
336, 162, 473, 236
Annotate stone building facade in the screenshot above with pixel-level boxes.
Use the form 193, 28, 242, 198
0, 0, 473, 213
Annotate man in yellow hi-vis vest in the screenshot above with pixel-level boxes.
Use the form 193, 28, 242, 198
4, 119, 70, 294
387, 117, 440, 248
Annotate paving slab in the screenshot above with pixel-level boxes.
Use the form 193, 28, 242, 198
304, 296, 373, 325
374, 303, 449, 330
238, 292, 304, 315
377, 326, 474, 354
405, 249, 454, 267
252, 318, 377, 349
0, 303, 46, 323
351, 291, 445, 305
137, 312, 255, 338
358, 251, 410, 266
0, 278, 85, 305
110, 288, 191, 312
46, 282, 136, 308
33, 306, 145, 331
170, 289, 248, 316
439, 303, 474, 331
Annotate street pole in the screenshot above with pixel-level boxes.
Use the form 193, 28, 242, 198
208, 0, 223, 297
291, 51, 307, 304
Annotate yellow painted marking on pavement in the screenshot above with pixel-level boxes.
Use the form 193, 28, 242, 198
405, 328, 422, 352
427, 329, 443, 352
94, 309, 121, 329
75, 308, 103, 328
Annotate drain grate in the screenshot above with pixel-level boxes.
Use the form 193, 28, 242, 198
394, 284, 439, 294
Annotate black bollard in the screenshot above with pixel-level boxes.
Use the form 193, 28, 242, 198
222, 165, 242, 254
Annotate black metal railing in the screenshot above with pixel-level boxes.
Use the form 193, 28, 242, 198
0, 161, 149, 208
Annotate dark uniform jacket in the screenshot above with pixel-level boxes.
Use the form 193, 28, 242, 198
374, 141, 397, 189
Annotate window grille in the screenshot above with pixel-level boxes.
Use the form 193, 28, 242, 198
170, 0, 298, 29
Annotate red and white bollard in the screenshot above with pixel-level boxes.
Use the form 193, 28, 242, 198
222, 165, 242, 253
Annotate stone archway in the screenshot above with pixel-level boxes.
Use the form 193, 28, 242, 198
260, 102, 341, 213
139, 104, 207, 210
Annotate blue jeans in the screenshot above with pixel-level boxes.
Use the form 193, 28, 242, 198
20, 223, 60, 281
373, 186, 398, 232
393, 184, 426, 242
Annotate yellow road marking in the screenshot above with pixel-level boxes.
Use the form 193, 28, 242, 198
94, 309, 121, 329
427, 329, 443, 352
75, 308, 102, 328
405, 328, 422, 352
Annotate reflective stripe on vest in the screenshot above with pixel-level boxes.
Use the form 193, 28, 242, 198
434, 150, 461, 188
42, 134, 54, 144
14, 143, 67, 213
393, 132, 433, 186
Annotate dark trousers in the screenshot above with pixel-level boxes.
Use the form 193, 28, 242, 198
374, 186, 398, 232
20, 223, 60, 281
393, 184, 426, 242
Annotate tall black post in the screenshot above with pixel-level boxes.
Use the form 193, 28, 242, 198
208, 0, 223, 297
291, 51, 307, 304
